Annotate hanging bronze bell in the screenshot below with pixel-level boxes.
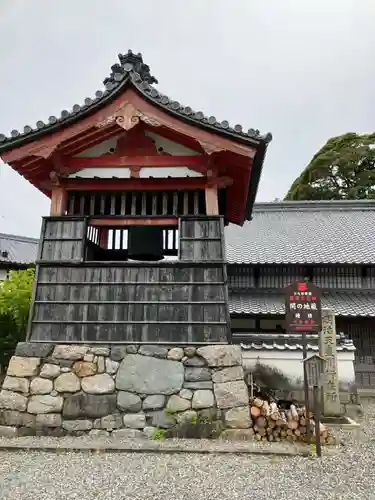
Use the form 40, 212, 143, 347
127, 226, 164, 261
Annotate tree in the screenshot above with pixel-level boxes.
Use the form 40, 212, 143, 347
284, 132, 375, 200
0, 269, 34, 370
0, 268, 34, 330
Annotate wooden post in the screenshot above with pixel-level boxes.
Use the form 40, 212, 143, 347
313, 385, 322, 457
205, 186, 219, 215
302, 332, 312, 442
99, 228, 109, 249
50, 187, 67, 216
319, 309, 341, 416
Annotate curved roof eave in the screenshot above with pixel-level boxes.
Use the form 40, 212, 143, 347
0, 51, 272, 155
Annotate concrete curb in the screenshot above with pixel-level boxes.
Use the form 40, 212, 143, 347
0, 438, 314, 457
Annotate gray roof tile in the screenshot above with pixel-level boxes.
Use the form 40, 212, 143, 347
229, 290, 375, 317
225, 200, 375, 264
0, 233, 38, 265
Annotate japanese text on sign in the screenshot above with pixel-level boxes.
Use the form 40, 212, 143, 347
284, 281, 322, 333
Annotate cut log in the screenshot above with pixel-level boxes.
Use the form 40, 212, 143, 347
299, 417, 306, 426
290, 405, 299, 420
253, 425, 259, 432
268, 419, 276, 429
268, 434, 274, 442
257, 427, 266, 437
253, 398, 263, 408
276, 418, 287, 427
260, 401, 270, 416
287, 419, 299, 430
299, 426, 307, 435
272, 429, 280, 437
294, 428, 301, 437
274, 436, 281, 442
280, 429, 287, 438
270, 412, 280, 421
251, 406, 261, 418
255, 416, 267, 428
255, 433, 262, 441
266, 427, 273, 436
286, 429, 293, 436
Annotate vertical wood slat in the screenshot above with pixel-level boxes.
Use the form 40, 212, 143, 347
120, 193, 127, 215
162, 192, 168, 215
131, 193, 136, 216
68, 195, 75, 215
172, 192, 178, 215
100, 195, 106, 215
152, 193, 158, 215
193, 191, 199, 215
90, 194, 95, 216
141, 192, 147, 215
110, 194, 116, 215
79, 194, 85, 216
183, 192, 189, 215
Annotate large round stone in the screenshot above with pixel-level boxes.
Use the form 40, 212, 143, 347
28, 395, 63, 414
82, 374, 115, 394
117, 392, 142, 412
166, 395, 191, 413
55, 372, 81, 393
30, 377, 53, 395
192, 390, 214, 409
63, 393, 117, 418
116, 354, 184, 395
73, 361, 97, 378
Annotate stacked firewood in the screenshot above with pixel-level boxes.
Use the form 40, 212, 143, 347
249, 397, 336, 445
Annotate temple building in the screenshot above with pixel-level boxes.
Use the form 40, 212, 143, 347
0, 50, 373, 390
0, 49, 271, 347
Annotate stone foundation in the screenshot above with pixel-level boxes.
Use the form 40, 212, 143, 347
0, 343, 251, 438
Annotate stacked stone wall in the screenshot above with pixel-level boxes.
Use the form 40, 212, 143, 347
0, 343, 251, 438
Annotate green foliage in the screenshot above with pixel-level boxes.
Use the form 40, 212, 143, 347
0, 268, 34, 331
285, 132, 375, 200
248, 361, 292, 392
151, 428, 167, 441
0, 312, 24, 369
165, 411, 224, 439
0, 268, 34, 369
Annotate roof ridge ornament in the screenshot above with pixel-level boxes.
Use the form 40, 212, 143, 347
103, 50, 158, 87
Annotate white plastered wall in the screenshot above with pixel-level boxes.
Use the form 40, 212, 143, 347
241, 348, 355, 387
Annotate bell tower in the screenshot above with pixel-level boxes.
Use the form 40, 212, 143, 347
0, 50, 272, 345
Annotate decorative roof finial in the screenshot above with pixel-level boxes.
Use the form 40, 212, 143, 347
103, 49, 158, 86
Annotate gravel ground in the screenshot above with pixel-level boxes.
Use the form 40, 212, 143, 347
0, 401, 374, 500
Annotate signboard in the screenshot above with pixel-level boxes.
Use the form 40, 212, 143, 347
303, 354, 326, 388
284, 281, 322, 333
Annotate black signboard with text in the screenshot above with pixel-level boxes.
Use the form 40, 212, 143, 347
284, 281, 322, 333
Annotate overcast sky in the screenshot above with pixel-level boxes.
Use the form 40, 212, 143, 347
0, 0, 374, 237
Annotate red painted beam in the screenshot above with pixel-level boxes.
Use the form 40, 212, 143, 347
61, 177, 208, 191
90, 217, 178, 227
62, 155, 209, 170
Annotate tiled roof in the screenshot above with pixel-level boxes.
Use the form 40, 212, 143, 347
240, 340, 355, 352
0, 233, 38, 265
229, 290, 375, 317
0, 50, 272, 152
237, 332, 356, 351
225, 200, 375, 264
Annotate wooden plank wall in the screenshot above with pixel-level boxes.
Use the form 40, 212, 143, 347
28, 216, 230, 344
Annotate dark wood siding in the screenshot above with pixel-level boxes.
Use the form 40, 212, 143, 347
40, 219, 85, 262
28, 215, 230, 344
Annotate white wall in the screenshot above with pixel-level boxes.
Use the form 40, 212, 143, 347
241, 348, 355, 388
